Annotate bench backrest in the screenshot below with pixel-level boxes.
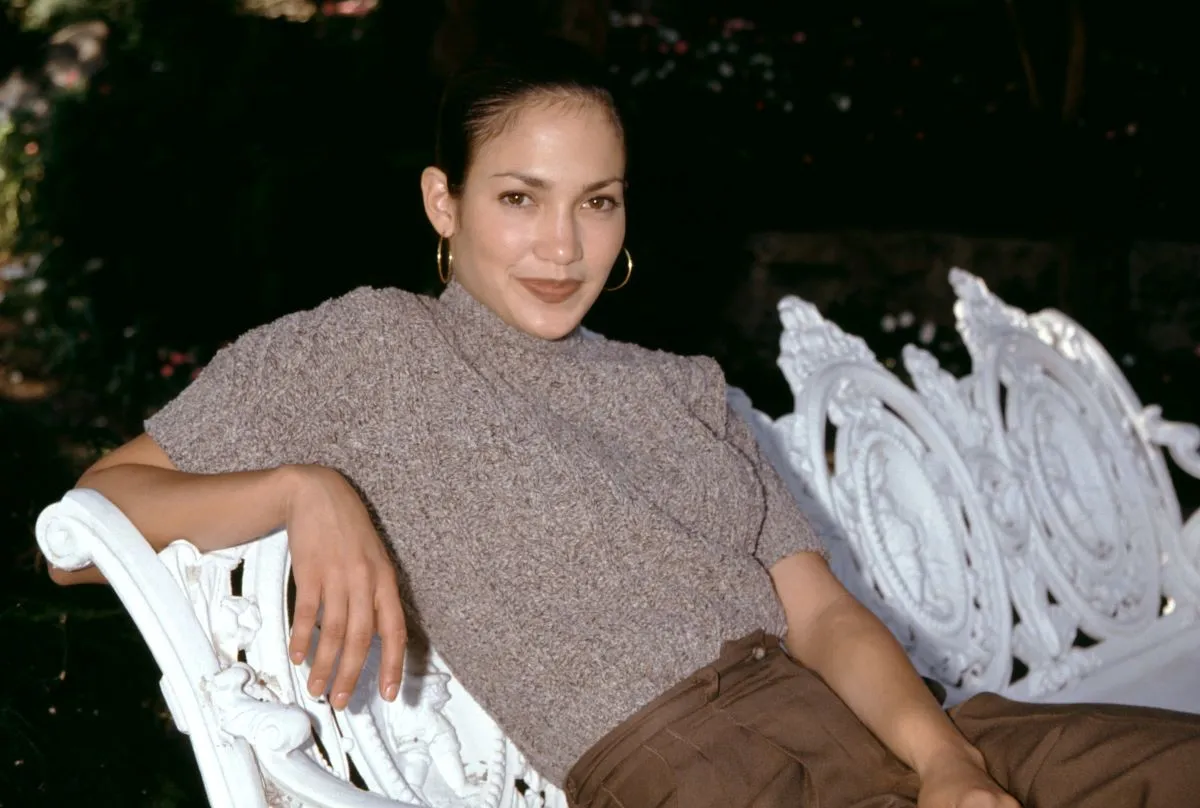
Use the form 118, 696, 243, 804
763, 268, 1200, 708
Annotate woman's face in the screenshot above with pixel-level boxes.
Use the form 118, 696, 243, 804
422, 98, 626, 340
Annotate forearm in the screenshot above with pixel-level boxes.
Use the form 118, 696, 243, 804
52, 463, 298, 585
786, 593, 982, 777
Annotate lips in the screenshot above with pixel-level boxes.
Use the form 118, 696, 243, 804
517, 278, 583, 304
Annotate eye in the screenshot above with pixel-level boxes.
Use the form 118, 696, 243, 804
583, 195, 621, 211
500, 192, 531, 207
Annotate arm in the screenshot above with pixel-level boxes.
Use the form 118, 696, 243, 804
49, 434, 297, 586
48, 433, 406, 708
714, 380, 1014, 802
770, 552, 987, 780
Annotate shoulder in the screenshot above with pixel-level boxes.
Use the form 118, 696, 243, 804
197, 286, 437, 388
284, 285, 431, 334
235, 286, 434, 351
581, 328, 727, 405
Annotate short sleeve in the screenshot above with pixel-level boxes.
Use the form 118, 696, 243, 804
661, 354, 828, 568
145, 287, 397, 475
724, 399, 828, 568
710, 381, 825, 571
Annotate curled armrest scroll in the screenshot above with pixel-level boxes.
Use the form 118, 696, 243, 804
37, 506, 97, 571
35, 489, 268, 808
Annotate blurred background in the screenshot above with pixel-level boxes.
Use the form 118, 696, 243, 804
2, 1, 1198, 804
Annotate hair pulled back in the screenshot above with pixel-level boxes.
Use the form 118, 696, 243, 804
435, 35, 625, 196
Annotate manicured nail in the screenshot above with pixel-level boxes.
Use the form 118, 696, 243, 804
310, 679, 325, 696
334, 692, 350, 709
384, 683, 399, 701
291, 650, 305, 664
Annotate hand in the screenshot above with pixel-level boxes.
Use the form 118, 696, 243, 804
917, 753, 1021, 808
282, 465, 406, 710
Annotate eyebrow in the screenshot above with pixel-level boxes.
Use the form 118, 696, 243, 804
491, 172, 625, 193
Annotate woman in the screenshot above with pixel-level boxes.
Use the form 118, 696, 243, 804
50, 37, 1199, 808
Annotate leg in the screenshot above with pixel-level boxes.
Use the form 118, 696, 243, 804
950, 694, 1200, 807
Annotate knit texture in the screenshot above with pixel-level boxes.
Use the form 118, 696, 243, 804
145, 281, 825, 786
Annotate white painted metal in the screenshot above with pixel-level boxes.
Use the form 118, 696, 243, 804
36, 269, 1199, 806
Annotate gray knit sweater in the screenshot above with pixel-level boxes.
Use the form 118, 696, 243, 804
145, 282, 824, 786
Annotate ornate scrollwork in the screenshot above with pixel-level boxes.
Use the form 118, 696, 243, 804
778, 298, 876, 384
385, 669, 480, 806
902, 344, 1081, 677
949, 268, 1032, 362
953, 272, 1181, 639
154, 531, 539, 807
36, 511, 96, 571
159, 541, 262, 666
1138, 410, 1200, 603
776, 294, 1013, 697
1023, 649, 1101, 700
1141, 406, 1200, 480
207, 665, 313, 756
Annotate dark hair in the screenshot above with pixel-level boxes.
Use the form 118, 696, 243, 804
435, 35, 625, 196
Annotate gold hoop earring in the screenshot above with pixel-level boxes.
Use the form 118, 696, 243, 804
605, 248, 633, 292
436, 236, 454, 284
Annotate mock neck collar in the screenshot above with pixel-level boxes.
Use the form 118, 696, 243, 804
437, 281, 585, 357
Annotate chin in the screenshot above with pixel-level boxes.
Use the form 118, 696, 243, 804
523, 313, 583, 341
512, 300, 588, 341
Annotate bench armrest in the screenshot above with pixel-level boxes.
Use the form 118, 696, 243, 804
36, 489, 412, 808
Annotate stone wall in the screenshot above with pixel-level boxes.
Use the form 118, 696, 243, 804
737, 230, 1199, 352
722, 230, 1199, 423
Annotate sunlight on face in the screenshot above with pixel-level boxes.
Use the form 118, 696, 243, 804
450, 99, 626, 340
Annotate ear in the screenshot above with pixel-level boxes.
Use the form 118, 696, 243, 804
421, 167, 457, 238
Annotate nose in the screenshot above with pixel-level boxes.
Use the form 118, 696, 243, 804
533, 209, 583, 267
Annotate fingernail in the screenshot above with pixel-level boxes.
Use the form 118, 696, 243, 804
291, 651, 305, 664
334, 692, 350, 709
310, 679, 326, 696
384, 683, 399, 701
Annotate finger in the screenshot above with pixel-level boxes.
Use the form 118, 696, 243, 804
375, 585, 408, 701
308, 581, 347, 699
330, 584, 376, 710
289, 572, 321, 665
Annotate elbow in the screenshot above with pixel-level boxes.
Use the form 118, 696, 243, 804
784, 593, 869, 668
45, 559, 83, 586
74, 463, 109, 491
47, 466, 115, 586
74, 461, 134, 497
45, 558, 106, 587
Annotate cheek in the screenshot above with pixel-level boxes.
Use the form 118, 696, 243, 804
467, 204, 531, 262
582, 213, 626, 264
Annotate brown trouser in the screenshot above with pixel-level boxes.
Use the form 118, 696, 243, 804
565, 631, 1200, 807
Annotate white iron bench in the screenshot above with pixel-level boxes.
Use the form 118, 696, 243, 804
36, 269, 1200, 808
